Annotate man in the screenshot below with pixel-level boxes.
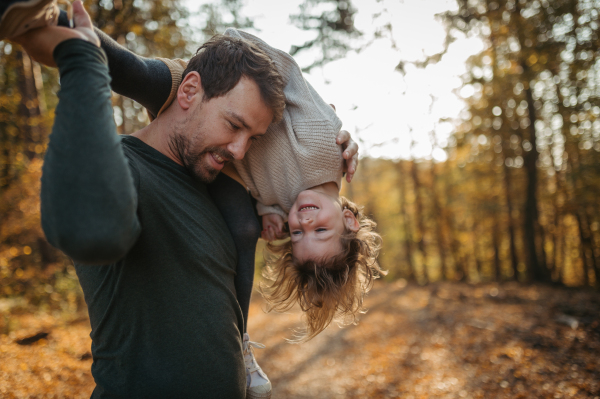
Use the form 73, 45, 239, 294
7, 1, 358, 398
11, 2, 276, 397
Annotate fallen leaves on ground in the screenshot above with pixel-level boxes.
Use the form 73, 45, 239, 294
1, 281, 599, 398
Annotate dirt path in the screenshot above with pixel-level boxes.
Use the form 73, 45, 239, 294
2, 282, 599, 398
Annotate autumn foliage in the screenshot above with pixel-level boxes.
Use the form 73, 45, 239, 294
1, 0, 599, 397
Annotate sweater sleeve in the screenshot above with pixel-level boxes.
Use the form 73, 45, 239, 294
41, 39, 141, 265
255, 202, 287, 221
153, 58, 187, 118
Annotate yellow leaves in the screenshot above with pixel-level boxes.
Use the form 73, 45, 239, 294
0, 313, 94, 398
130, 24, 144, 36
527, 54, 538, 66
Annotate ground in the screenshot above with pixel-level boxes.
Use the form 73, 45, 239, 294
1, 281, 599, 398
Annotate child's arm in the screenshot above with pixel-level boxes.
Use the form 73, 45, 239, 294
94, 28, 172, 118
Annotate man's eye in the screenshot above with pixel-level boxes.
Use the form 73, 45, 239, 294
229, 122, 240, 130
250, 136, 260, 142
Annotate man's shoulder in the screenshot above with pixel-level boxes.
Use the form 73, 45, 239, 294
119, 135, 163, 167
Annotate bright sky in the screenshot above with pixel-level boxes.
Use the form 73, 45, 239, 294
185, 0, 485, 160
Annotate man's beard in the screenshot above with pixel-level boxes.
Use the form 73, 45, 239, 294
168, 133, 232, 184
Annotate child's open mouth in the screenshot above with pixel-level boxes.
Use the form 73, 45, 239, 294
298, 205, 319, 212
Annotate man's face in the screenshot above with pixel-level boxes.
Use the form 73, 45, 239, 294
174, 76, 273, 183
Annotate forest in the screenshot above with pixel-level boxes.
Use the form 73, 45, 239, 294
1, 0, 599, 398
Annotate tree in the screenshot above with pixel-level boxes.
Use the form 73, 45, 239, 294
290, 0, 362, 72
441, 0, 600, 284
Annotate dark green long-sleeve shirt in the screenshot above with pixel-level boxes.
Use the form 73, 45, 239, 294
41, 39, 245, 398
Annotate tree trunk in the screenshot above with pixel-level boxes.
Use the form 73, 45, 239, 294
16, 50, 42, 161
410, 157, 428, 283
471, 213, 481, 281
428, 127, 452, 279
397, 161, 415, 279
575, 212, 591, 286
492, 210, 502, 281
521, 78, 550, 282
502, 152, 519, 280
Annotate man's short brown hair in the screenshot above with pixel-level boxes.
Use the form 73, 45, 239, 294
182, 34, 285, 123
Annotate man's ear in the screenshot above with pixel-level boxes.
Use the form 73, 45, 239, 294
177, 71, 202, 110
342, 209, 360, 232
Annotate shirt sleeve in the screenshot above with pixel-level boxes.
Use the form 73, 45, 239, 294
41, 39, 141, 265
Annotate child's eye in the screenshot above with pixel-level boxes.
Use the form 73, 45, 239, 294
316, 228, 327, 232
292, 231, 302, 236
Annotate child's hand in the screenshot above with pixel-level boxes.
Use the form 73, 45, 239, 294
261, 214, 287, 242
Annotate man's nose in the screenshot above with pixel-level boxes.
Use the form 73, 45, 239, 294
227, 135, 250, 160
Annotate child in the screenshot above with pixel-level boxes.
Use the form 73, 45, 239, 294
157, 29, 385, 343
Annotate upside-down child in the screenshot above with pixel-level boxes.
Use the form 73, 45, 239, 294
153, 29, 386, 342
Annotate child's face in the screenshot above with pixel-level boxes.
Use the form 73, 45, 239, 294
288, 189, 358, 262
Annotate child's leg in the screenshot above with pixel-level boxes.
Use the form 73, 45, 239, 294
57, 11, 171, 117
207, 173, 261, 333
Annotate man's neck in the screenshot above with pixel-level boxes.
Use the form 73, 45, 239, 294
131, 112, 184, 167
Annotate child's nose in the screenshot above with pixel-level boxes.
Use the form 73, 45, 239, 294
299, 216, 313, 225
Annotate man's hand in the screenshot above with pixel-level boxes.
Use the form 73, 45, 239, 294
261, 214, 287, 242
336, 130, 359, 183
329, 104, 359, 183
11, 1, 99, 67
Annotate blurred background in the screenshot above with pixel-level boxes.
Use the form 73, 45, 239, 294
2, 0, 599, 315
1, 1, 600, 397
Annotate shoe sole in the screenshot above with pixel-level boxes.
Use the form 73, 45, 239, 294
0, 0, 58, 40
247, 391, 271, 399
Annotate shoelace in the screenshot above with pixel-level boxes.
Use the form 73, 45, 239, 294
244, 340, 266, 372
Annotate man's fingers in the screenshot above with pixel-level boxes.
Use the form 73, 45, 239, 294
336, 129, 350, 145
343, 139, 358, 159
71, 1, 100, 46
346, 153, 358, 182
72, 0, 92, 29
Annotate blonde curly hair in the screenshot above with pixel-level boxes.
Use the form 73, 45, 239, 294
260, 196, 385, 342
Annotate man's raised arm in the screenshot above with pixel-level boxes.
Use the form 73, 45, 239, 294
16, 2, 141, 264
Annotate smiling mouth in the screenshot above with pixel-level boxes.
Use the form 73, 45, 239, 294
211, 152, 226, 164
299, 205, 319, 212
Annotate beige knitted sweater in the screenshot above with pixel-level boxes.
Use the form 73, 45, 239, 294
156, 29, 344, 220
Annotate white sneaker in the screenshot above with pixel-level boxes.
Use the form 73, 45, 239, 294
243, 332, 271, 399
